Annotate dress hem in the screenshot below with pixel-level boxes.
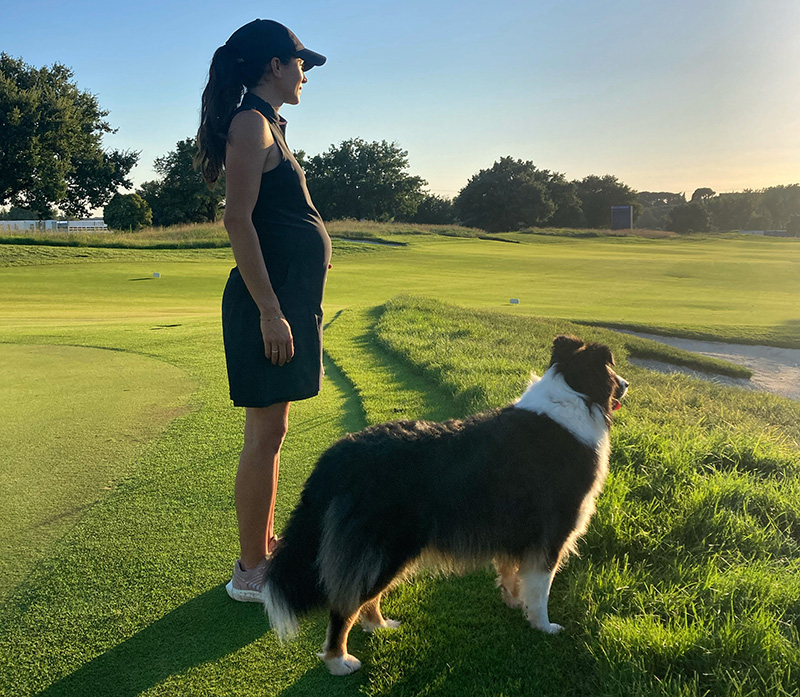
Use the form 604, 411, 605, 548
231, 388, 320, 409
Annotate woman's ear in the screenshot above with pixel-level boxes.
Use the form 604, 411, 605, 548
269, 56, 283, 77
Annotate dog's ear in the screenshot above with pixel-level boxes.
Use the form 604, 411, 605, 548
584, 343, 615, 367
550, 334, 584, 366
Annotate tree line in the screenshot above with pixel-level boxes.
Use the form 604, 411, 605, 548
3, 54, 798, 234
639, 187, 800, 234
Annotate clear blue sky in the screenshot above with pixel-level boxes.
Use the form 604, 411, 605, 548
3, 0, 798, 198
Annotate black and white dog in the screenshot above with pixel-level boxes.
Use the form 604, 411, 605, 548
263, 335, 628, 675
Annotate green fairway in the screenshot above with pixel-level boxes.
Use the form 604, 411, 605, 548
1, 233, 797, 346
0, 344, 194, 603
0, 233, 798, 696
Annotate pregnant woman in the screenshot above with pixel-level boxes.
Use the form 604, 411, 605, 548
195, 19, 330, 600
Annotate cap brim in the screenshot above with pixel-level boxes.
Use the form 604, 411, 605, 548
296, 48, 326, 69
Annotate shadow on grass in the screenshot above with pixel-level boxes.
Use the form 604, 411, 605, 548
38, 586, 266, 697
276, 573, 600, 697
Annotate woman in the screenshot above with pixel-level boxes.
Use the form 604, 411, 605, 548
195, 19, 330, 601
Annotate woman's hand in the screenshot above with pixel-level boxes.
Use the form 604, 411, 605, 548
261, 315, 294, 365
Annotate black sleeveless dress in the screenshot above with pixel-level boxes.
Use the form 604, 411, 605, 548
222, 92, 331, 408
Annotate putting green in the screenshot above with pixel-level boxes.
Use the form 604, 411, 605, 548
0, 343, 195, 602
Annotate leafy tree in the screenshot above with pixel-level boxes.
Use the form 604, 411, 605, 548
760, 184, 800, 228
542, 173, 583, 227
104, 193, 152, 231
575, 175, 640, 228
636, 192, 686, 230
454, 157, 557, 232
691, 187, 716, 203
786, 213, 800, 236
0, 53, 137, 218
638, 191, 685, 208
303, 139, 426, 221
138, 138, 223, 227
407, 193, 456, 224
705, 191, 760, 231
0, 205, 56, 220
747, 208, 773, 231
667, 203, 711, 233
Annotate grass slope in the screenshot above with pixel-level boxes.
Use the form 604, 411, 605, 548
369, 297, 800, 696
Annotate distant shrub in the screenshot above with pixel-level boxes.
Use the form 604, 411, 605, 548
104, 193, 152, 231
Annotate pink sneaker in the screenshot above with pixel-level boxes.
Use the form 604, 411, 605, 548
225, 557, 268, 603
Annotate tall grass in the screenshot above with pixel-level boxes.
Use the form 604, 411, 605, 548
370, 297, 800, 696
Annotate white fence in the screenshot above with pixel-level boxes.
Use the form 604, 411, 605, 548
0, 219, 108, 232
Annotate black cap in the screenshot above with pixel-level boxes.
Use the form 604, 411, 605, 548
226, 19, 326, 70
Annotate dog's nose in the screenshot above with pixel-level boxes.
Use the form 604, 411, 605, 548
617, 377, 629, 393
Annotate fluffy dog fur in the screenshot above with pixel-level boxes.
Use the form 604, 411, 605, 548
262, 335, 628, 675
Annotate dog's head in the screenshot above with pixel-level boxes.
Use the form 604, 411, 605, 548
549, 335, 628, 418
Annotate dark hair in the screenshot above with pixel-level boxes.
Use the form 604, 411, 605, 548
195, 38, 292, 185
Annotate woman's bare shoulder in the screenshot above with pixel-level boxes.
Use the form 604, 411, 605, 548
228, 109, 275, 150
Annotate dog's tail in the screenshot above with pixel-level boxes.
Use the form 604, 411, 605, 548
262, 493, 326, 641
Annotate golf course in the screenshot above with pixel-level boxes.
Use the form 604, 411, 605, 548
1, 225, 799, 696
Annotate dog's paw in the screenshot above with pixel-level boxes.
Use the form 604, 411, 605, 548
318, 652, 362, 676
361, 617, 401, 633
531, 621, 563, 634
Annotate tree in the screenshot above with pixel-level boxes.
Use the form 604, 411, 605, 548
667, 203, 711, 233
786, 213, 800, 236
638, 192, 686, 208
406, 193, 456, 224
138, 138, 224, 227
636, 191, 686, 229
0, 53, 137, 218
544, 173, 583, 227
691, 187, 716, 203
303, 139, 426, 221
575, 175, 640, 228
760, 184, 800, 228
0, 205, 56, 220
454, 157, 558, 232
705, 191, 760, 231
104, 193, 152, 231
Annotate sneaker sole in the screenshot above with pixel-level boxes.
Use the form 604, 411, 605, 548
225, 580, 264, 603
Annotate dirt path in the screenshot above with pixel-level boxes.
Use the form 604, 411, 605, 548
622, 331, 800, 402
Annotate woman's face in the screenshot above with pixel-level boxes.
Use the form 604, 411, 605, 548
277, 57, 307, 105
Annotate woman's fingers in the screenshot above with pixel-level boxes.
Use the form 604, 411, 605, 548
286, 332, 295, 362
268, 343, 280, 364
262, 317, 294, 365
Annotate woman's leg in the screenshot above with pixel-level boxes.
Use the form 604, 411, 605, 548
235, 402, 290, 570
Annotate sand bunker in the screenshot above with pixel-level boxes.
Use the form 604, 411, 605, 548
623, 331, 800, 402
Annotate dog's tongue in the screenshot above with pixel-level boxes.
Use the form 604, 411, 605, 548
612, 399, 622, 411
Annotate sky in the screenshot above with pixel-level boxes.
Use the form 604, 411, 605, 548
2, 0, 799, 199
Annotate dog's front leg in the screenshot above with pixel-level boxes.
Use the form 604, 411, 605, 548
518, 554, 563, 634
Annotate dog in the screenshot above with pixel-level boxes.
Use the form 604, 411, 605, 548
262, 334, 628, 675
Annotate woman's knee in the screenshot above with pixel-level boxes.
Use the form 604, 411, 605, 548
243, 403, 289, 454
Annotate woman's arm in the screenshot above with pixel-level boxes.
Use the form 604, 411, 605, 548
224, 109, 294, 365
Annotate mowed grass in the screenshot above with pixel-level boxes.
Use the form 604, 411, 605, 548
1, 228, 796, 346
0, 232, 798, 696
0, 344, 194, 604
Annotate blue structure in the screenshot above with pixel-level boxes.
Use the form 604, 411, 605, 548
611, 206, 633, 230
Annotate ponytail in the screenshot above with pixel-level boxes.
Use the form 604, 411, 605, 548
195, 38, 294, 186
196, 45, 244, 185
